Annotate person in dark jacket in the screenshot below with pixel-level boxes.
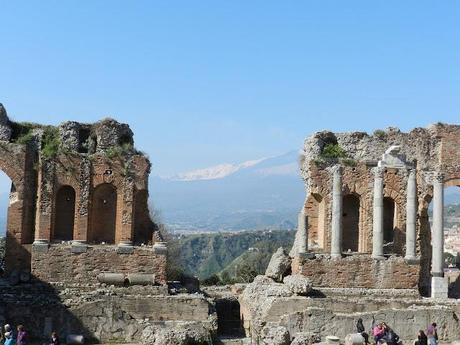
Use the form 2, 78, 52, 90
356, 318, 369, 345
49, 332, 60, 345
415, 330, 428, 345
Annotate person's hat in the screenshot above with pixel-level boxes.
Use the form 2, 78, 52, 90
4, 332, 11, 338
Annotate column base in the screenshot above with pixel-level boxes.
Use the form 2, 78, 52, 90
117, 241, 134, 254
71, 240, 88, 253
372, 254, 385, 260
404, 256, 420, 264
431, 276, 448, 299
33, 239, 49, 253
331, 253, 342, 259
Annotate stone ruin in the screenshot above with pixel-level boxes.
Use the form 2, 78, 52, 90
291, 124, 460, 299
1, 104, 459, 345
0, 103, 166, 284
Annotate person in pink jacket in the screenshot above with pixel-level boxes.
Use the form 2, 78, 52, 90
373, 323, 385, 343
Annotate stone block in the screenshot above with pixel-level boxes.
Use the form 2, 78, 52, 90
431, 276, 448, 299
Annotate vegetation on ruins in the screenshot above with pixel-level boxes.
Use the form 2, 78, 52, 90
41, 127, 60, 159
373, 129, 386, 139
320, 142, 347, 159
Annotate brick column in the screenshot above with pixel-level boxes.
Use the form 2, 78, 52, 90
119, 177, 134, 247
34, 160, 54, 245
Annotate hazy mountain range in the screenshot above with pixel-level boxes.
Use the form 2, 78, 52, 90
150, 151, 305, 232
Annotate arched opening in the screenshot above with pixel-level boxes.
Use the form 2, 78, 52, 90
53, 186, 76, 241
0, 170, 15, 274
427, 181, 460, 298
90, 183, 117, 244
342, 194, 360, 252
305, 193, 325, 250
383, 197, 397, 253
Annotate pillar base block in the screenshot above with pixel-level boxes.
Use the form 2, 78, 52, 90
71, 240, 88, 253
298, 252, 316, 259
431, 276, 448, 299
117, 241, 134, 254
32, 239, 49, 253
404, 256, 420, 265
331, 253, 342, 259
372, 255, 385, 261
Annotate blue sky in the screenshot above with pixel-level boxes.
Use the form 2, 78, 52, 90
1, 1, 460, 178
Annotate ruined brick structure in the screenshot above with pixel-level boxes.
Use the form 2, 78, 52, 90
292, 124, 460, 298
0, 104, 166, 284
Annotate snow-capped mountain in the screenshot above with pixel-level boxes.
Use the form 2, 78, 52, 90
168, 158, 266, 181
151, 151, 306, 232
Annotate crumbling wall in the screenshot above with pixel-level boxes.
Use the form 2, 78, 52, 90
296, 124, 460, 292
0, 103, 164, 282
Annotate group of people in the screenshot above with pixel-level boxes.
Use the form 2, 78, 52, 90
356, 318, 400, 345
1, 324, 61, 345
415, 323, 438, 345
0, 325, 28, 345
356, 318, 438, 345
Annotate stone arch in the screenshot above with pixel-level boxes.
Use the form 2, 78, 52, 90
342, 193, 360, 252
89, 183, 117, 244
305, 193, 326, 249
444, 178, 460, 188
53, 185, 76, 241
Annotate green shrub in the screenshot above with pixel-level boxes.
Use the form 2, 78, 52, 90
342, 158, 357, 167
10, 122, 40, 144
41, 127, 60, 159
373, 129, 386, 139
320, 143, 346, 159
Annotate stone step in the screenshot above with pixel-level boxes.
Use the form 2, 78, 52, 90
216, 337, 251, 345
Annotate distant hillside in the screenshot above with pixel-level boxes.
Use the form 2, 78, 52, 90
169, 229, 296, 280
151, 151, 305, 232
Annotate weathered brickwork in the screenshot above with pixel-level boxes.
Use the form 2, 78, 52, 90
0, 103, 166, 283
292, 255, 420, 289
31, 244, 167, 285
294, 124, 460, 292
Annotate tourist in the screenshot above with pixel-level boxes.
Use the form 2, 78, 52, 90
373, 323, 385, 344
356, 318, 369, 345
16, 326, 26, 345
3, 332, 13, 345
381, 323, 400, 345
415, 330, 428, 345
426, 323, 438, 345
49, 332, 60, 345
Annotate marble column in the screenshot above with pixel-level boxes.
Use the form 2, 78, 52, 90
297, 209, 308, 254
431, 172, 444, 277
331, 165, 343, 258
405, 169, 417, 260
372, 167, 384, 259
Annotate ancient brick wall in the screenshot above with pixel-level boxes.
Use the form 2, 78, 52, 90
31, 244, 167, 285
292, 254, 420, 289
0, 104, 164, 280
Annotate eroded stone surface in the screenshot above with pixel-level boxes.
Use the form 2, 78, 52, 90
283, 275, 312, 296
265, 247, 292, 282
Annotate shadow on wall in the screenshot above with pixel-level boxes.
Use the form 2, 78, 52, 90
0, 275, 94, 344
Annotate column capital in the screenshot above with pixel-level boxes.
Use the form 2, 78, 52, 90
328, 164, 342, 176
372, 166, 385, 179
432, 171, 444, 184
